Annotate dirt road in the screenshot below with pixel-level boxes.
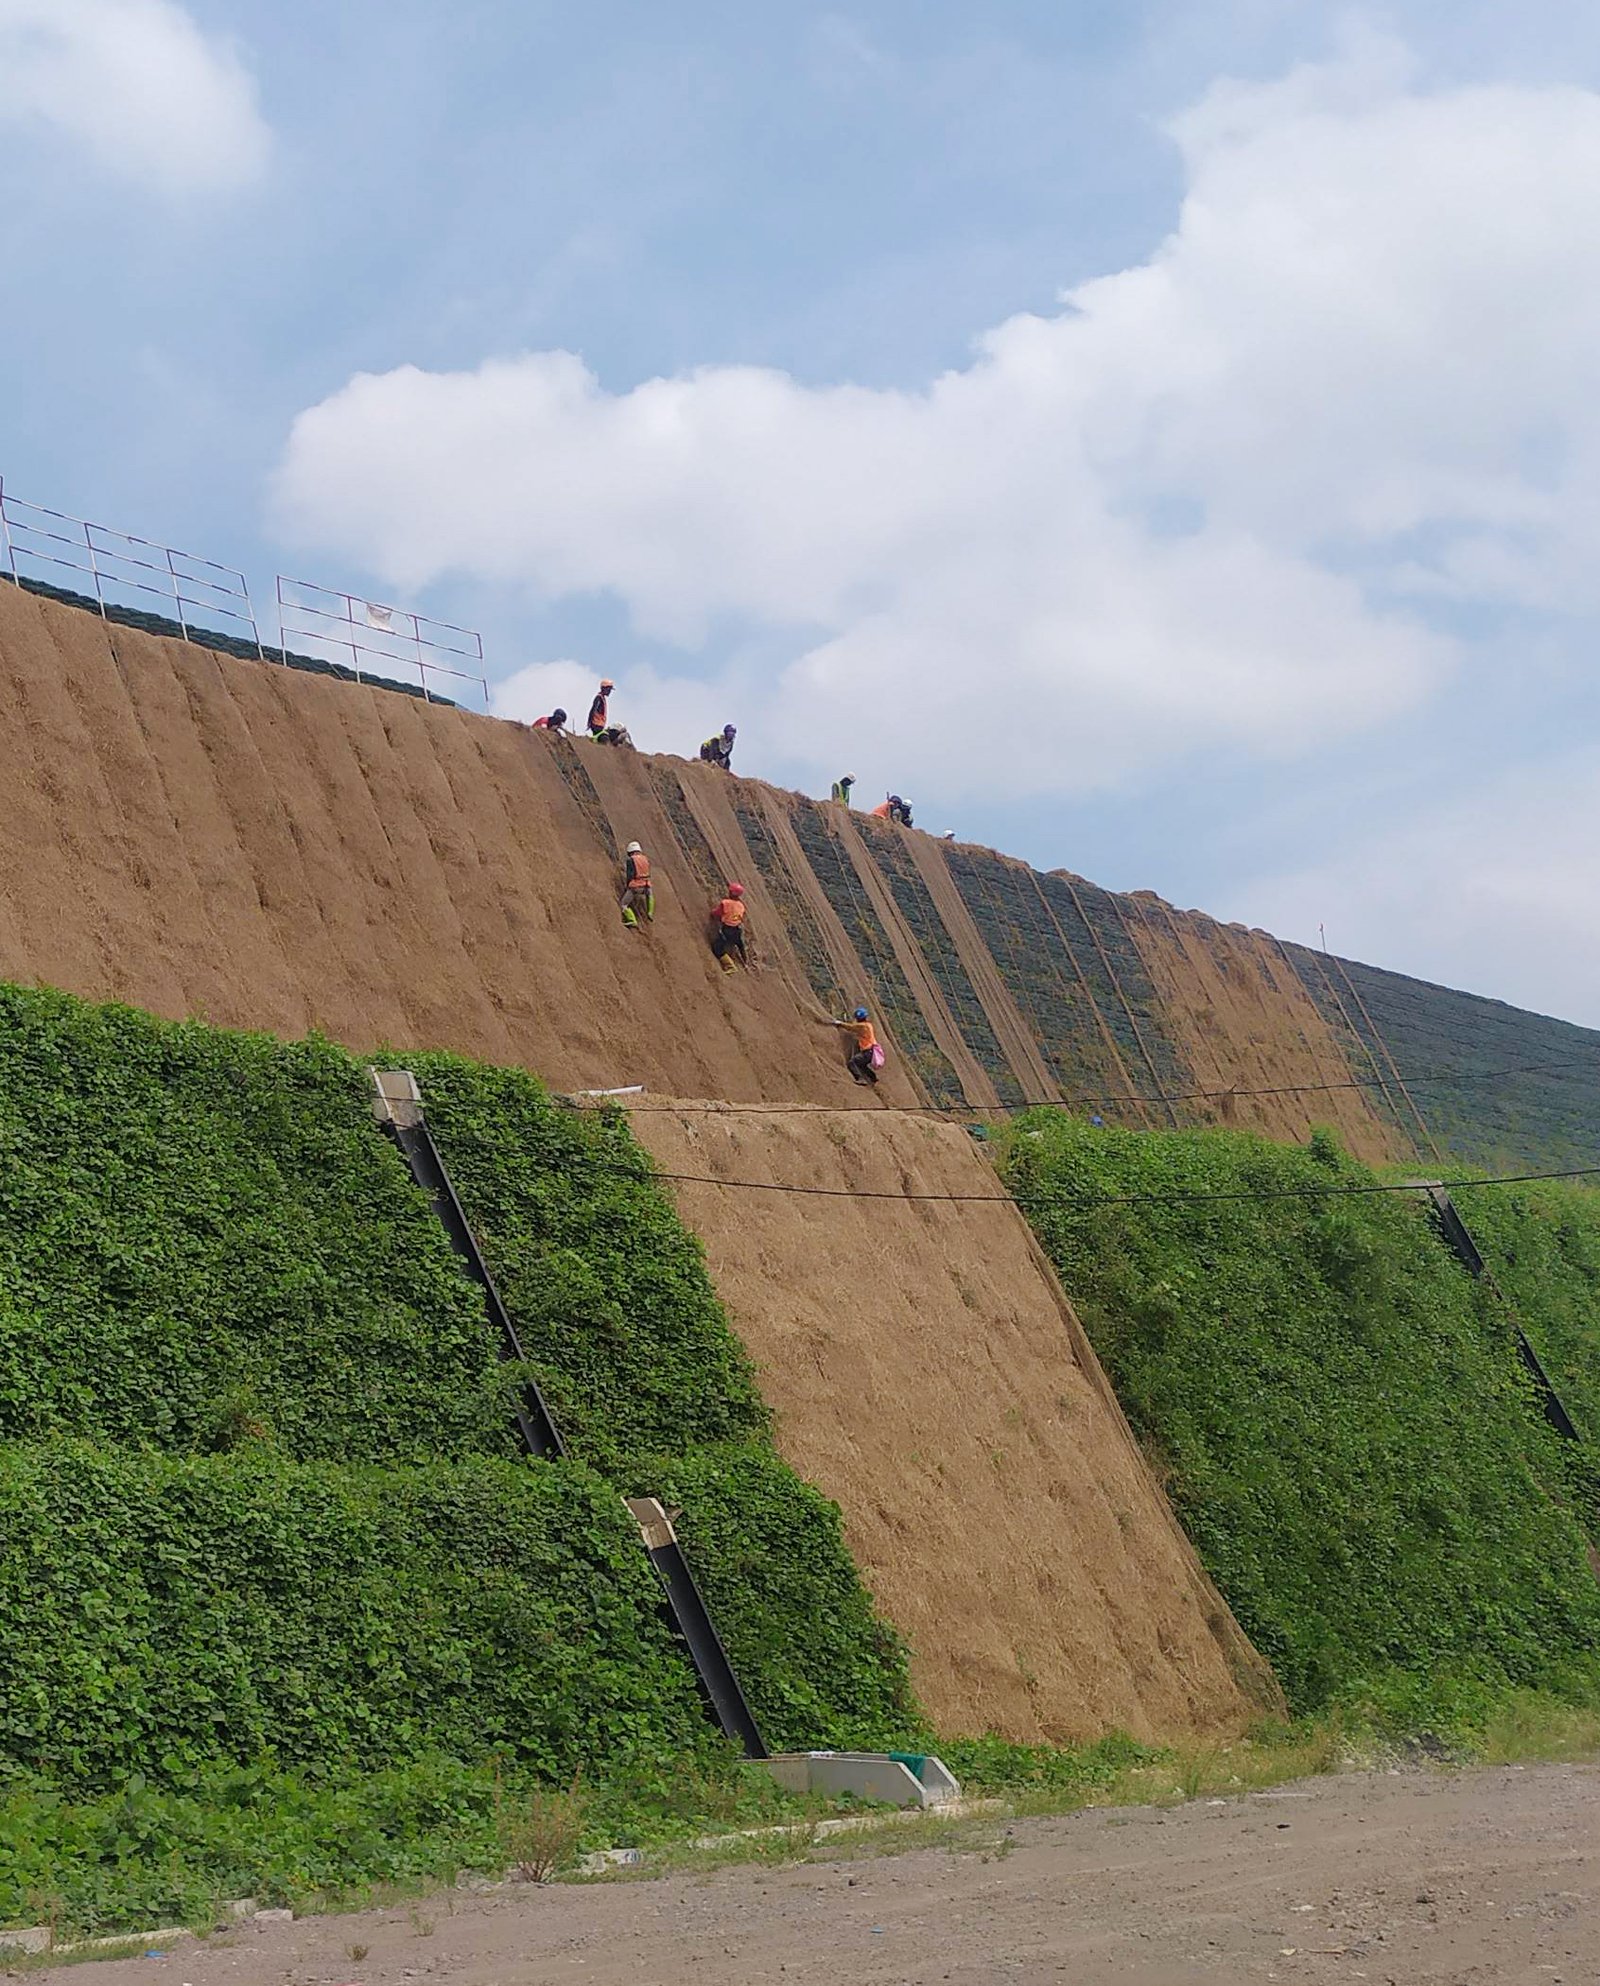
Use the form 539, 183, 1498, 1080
84, 1762, 1597, 1986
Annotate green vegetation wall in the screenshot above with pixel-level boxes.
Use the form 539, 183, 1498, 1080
0, 984, 916, 1817
1455, 1179, 1600, 1446
1003, 1116, 1600, 1719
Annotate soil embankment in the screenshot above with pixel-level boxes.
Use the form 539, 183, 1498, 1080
0, 581, 1407, 1145
629, 1101, 1279, 1741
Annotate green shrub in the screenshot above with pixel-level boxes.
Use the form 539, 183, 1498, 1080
405, 1053, 770, 1471
641, 1444, 922, 1751
0, 989, 508, 1462
405, 1053, 918, 1750
1451, 1178, 1600, 1444
1002, 1115, 1600, 1715
0, 1439, 713, 1792
0, 984, 918, 1826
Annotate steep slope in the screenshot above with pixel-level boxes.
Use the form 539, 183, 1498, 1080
628, 1101, 1281, 1742
2, 578, 1598, 1167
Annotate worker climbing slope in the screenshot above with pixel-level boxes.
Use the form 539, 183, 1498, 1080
821, 1006, 884, 1086
870, 793, 914, 826
700, 723, 737, 771
619, 840, 654, 928
830, 772, 856, 806
709, 881, 748, 972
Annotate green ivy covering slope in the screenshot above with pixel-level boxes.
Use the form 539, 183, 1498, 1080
1002, 1116, 1600, 1716
0, 984, 917, 1833
0, 988, 509, 1462
406, 1051, 919, 1750
0, 1440, 707, 1790
1453, 1179, 1600, 1445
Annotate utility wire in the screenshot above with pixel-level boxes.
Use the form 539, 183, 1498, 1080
556, 1150, 1600, 1213
585, 1050, 1600, 1120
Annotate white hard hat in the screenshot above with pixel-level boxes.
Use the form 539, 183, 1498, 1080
626, 840, 642, 854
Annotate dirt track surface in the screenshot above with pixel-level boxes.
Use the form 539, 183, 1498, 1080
631, 1102, 1277, 1743
82, 1762, 1599, 1986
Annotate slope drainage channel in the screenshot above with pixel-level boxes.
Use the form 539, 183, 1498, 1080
1412, 1178, 1585, 1447
368, 1068, 957, 1806
370, 1068, 765, 1757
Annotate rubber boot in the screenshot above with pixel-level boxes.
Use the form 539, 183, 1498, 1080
720, 955, 736, 974
621, 905, 638, 928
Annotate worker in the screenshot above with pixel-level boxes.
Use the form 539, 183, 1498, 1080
830, 773, 856, 806
699, 723, 737, 771
587, 678, 616, 739
619, 840, 653, 928
532, 707, 567, 732
709, 881, 747, 972
822, 1006, 882, 1086
870, 793, 913, 825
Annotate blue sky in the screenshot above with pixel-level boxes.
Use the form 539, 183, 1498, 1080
5, 2, 1600, 1021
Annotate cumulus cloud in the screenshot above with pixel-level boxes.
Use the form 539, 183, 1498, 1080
272, 33, 1600, 800
1232, 749, 1600, 1030
0, 0, 269, 193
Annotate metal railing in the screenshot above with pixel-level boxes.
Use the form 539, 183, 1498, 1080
0, 476, 262, 655
275, 574, 489, 707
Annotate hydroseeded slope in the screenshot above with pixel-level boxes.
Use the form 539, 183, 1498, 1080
2, 580, 1597, 1159
629, 1100, 1282, 1742
0, 583, 1388, 1144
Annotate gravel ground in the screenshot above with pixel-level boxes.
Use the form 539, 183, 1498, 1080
71, 1759, 1599, 1986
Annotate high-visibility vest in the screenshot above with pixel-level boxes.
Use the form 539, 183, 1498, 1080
715, 898, 746, 927
869, 800, 891, 817
625, 852, 651, 890
589, 692, 609, 731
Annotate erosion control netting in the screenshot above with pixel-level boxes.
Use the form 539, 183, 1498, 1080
648, 763, 723, 904
0, 984, 918, 1809
1037, 875, 1189, 1114
1277, 944, 1420, 1159
1321, 951, 1600, 1172
1005, 1113, 1600, 1721
864, 830, 1025, 1105
787, 802, 963, 1105
728, 793, 844, 1015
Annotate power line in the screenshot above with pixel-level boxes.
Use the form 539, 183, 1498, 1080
558, 1149, 1600, 1213
588, 1050, 1600, 1121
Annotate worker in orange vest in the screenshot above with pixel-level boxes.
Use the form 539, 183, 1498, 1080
588, 678, 616, 738
821, 1005, 883, 1085
620, 840, 653, 927
709, 882, 747, 972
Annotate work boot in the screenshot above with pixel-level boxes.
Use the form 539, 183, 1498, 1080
621, 906, 638, 928
720, 955, 736, 974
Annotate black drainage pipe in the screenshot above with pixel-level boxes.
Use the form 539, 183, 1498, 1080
1418, 1181, 1583, 1446
369, 1069, 768, 1759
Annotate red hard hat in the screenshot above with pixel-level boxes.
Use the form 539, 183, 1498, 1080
728, 881, 745, 897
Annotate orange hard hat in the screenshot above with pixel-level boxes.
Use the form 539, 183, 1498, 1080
599, 678, 615, 691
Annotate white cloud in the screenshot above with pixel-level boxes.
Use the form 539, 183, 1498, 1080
272, 32, 1600, 802
1231, 748, 1600, 1029
0, 0, 269, 194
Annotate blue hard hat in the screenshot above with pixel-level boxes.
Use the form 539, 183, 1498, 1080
854, 1007, 869, 1021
